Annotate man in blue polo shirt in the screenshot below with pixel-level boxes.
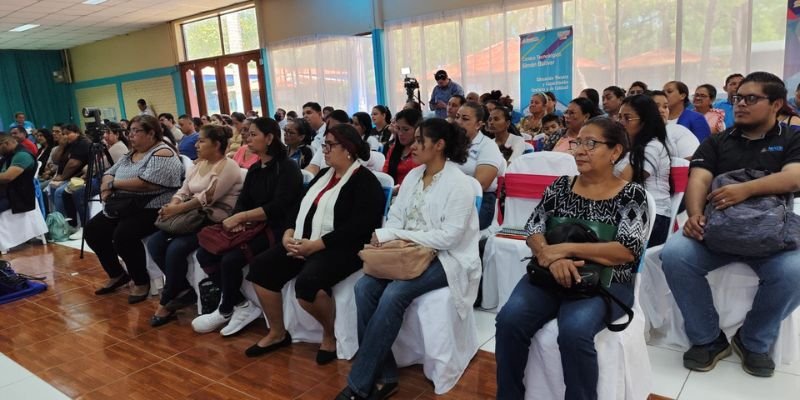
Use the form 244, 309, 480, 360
714, 73, 744, 129
429, 70, 464, 118
177, 114, 199, 160
661, 71, 800, 379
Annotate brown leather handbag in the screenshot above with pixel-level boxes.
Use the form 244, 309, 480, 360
358, 240, 437, 280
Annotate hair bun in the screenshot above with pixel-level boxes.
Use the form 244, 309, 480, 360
222, 125, 233, 139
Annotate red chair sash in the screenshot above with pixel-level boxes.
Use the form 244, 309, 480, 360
505, 173, 559, 199
670, 166, 689, 194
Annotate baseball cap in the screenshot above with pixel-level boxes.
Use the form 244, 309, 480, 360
434, 70, 448, 80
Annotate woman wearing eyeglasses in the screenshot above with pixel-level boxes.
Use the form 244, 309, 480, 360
496, 117, 649, 400
244, 124, 385, 364
545, 97, 603, 153
693, 84, 727, 135
664, 81, 712, 142
617, 94, 672, 247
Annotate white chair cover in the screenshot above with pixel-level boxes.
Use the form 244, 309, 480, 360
392, 287, 481, 394
301, 169, 315, 185
0, 202, 48, 254
667, 157, 690, 237
282, 270, 364, 360
522, 190, 657, 400
367, 151, 386, 172
481, 152, 578, 310
180, 155, 194, 175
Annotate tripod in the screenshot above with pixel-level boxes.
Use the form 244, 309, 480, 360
79, 141, 111, 259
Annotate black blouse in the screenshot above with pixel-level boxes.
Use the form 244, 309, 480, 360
236, 157, 304, 233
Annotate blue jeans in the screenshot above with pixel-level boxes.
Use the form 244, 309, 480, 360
51, 181, 70, 217
479, 191, 497, 230
346, 258, 448, 398
495, 276, 634, 400
146, 230, 200, 306
661, 233, 800, 353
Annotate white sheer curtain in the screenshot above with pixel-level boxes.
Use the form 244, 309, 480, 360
268, 35, 377, 114
384, 1, 553, 113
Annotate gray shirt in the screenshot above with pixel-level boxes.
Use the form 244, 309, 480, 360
429, 81, 464, 118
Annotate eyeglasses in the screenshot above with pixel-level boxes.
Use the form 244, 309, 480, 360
618, 114, 641, 123
321, 141, 341, 152
129, 128, 146, 135
732, 94, 770, 106
568, 139, 612, 151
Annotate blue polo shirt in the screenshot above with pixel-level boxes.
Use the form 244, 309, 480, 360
178, 132, 199, 160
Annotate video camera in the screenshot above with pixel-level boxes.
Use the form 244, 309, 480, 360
401, 67, 421, 103
82, 107, 105, 143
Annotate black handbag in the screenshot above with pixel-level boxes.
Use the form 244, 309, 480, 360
198, 277, 221, 315
103, 192, 157, 218
525, 218, 634, 331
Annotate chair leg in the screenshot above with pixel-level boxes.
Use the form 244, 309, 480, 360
39, 235, 47, 245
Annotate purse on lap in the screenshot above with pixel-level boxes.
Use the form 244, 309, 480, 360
197, 222, 275, 261
154, 207, 211, 235
359, 240, 438, 280
525, 217, 633, 331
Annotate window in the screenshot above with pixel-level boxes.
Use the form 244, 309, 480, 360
180, 50, 266, 116
181, 7, 259, 61
269, 35, 377, 114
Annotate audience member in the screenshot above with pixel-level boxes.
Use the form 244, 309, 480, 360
714, 73, 744, 128
0, 134, 37, 214
231, 119, 260, 169
372, 105, 392, 145
519, 93, 548, 135
9, 125, 38, 155
430, 70, 464, 118
628, 81, 649, 96
191, 117, 303, 336
228, 112, 248, 156
86, 115, 183, 303
304, 102, 327, 153
544, 91, 560, 116
455, 102, 503, 229
8, 112, 34, 135
383, 109, 422, 189
337, 118, 478, 400
602, 86, 626, 120
693, 84, 726, 134
104, 123, 129, 163
245, 124, 384, 364
617, 94, 672, 246
466, 92, 480, 103
49, 124, 90, 228
661, 72, 800, 378
285, 118, 314, 169
178, 114, 200, 160
158, 113, 184, 143
447, 94, 466, 124
34, 128, 54, 172
664, 80, 712, 141
137, 99, 156, 117
544, 97, 603, 152
496, 117, 648, 399
487, 107, 525, 163
323, 106, 335, 120
147, 124, 243, 327
352, 112, 381, 151
579, 88, 600, 111
649, 90, 699, 159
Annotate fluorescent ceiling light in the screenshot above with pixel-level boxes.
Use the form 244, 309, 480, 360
82, 0, 108, 4
10, 24, 39, 32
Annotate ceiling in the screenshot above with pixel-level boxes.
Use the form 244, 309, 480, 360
0, 0, 246, 50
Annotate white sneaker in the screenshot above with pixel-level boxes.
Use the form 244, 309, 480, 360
68, 228, 83, 241
191, 308, 231, 334
220, 300, 262, 337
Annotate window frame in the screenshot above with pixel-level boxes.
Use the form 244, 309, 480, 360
179, 5, 259, 62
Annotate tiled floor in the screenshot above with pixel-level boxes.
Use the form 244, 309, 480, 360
1, 240, 799, 399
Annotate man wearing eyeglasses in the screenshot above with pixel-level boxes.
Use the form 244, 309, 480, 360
661, 72, 800, 379
429, 70, 464, 119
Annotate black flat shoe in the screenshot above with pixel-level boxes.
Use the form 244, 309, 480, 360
367, 382, 398, 400
245, 332, 292, 358
150, 312, 177, 327
94, 274, 131, 295
316, 348, 337, 365
335, 387, 367, 400
128, 285, 151, 305
164, 289, 198, 312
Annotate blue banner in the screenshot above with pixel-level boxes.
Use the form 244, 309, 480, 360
520, 26, 573, 113
784, 1, 800, 97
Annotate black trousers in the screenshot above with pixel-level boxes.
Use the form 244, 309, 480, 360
84, 208, 159, 285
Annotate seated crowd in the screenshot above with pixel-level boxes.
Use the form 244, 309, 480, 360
1, 70, 799, 400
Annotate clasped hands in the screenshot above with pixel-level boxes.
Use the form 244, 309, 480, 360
535, 243, 585, 289
282, 232, 323, 260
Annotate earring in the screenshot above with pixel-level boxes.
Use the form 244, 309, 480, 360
347, 154, 351, 160
610, 159, 615, 165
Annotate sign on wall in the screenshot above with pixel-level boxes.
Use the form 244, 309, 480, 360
519, 26, 574, 112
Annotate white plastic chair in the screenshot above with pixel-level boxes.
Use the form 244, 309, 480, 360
0, 201, 47, 254
180, 155, 194, 175
481, 152, 578, 310
366, 151, 385, 172
521, 189, 657, 400
641, 199, 800, 366
301, 169, 314, 187
372, 171, 395, 221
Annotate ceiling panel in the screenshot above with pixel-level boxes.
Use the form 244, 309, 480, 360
0, 0, 245, 50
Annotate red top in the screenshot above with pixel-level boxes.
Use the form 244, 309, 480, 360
20, 139, 37, 156
382, 144, 419, 185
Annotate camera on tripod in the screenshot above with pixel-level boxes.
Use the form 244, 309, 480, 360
82, 107, 105, 143
401, 67, 421, 103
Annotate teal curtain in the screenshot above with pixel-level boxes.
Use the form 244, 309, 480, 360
0, 50, 73, 131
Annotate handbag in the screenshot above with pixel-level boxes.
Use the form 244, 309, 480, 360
525, 217, 634, 331
359, 240, 438, 280
197, 277, 221, 315
154, 208, 210, 235
703, 168, 800, 258
103, 192, 157, 218
197, 222, 275, 261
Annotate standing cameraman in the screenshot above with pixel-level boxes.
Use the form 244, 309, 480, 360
429, 70, 464, 118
